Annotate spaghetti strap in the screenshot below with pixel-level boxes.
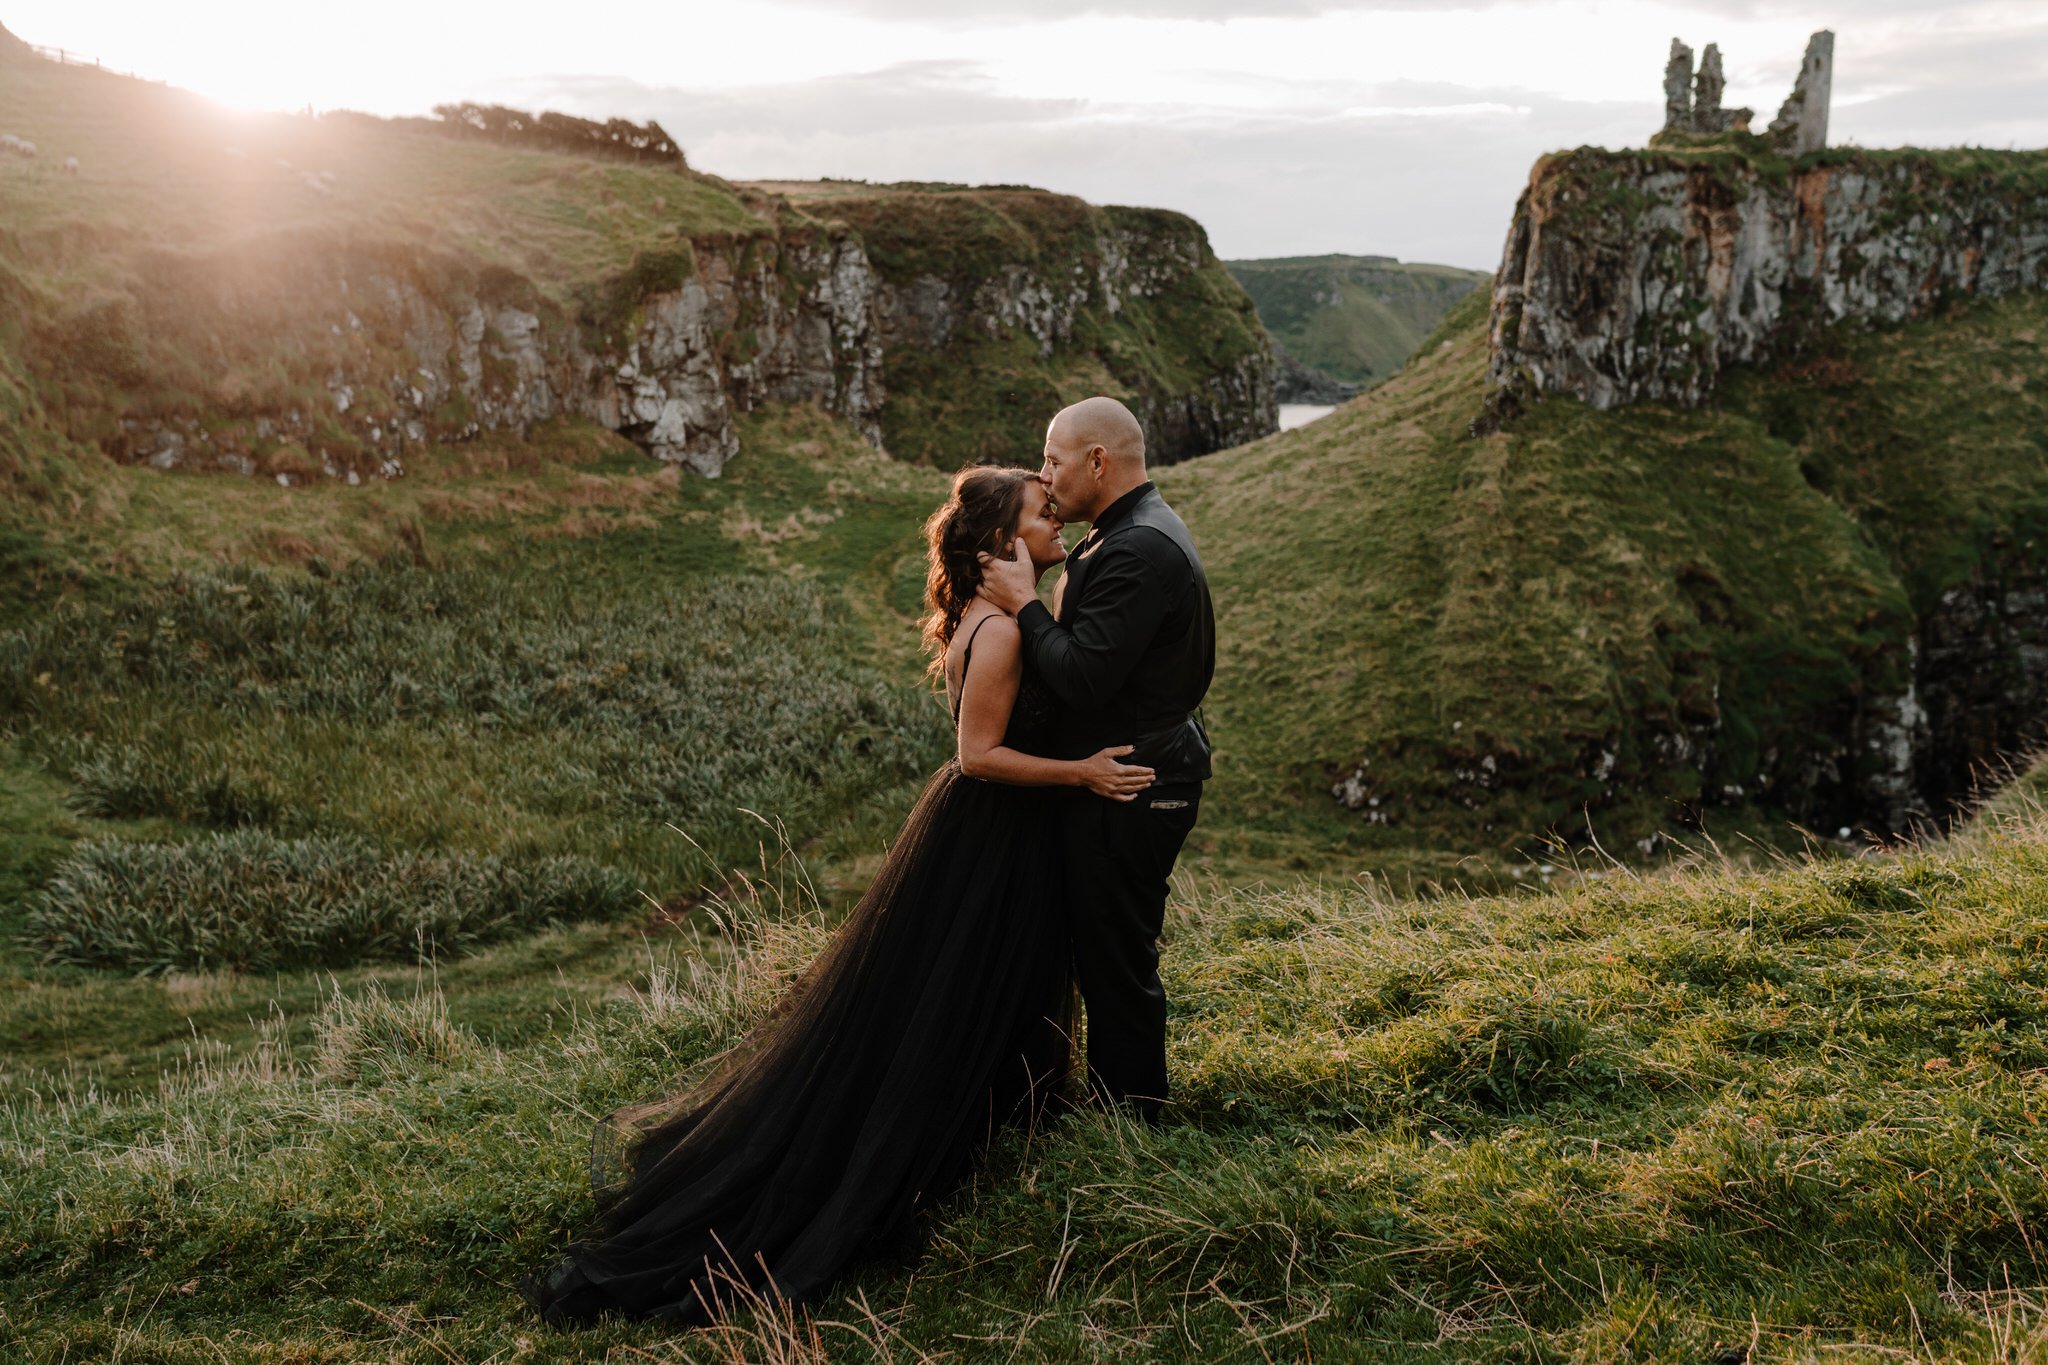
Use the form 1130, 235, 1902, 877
949, 613, 1000, 723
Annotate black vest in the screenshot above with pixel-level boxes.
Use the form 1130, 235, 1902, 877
1056, 485, 1215, 783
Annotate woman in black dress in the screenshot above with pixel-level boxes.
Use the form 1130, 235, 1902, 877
523, 465, 1155, 1327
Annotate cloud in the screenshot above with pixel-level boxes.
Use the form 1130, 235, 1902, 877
777, 0, 1470, 20
491, 62, 1086, 140
462, 2, 2048, 270
477, 63, 1656, 267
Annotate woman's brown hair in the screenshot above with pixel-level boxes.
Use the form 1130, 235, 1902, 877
919, 465, 1038, 681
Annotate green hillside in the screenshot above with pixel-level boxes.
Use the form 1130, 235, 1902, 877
2, 267, 2044, 1360
1163, 283, 2048, 871
1225, 253, 1488, 387
6, 32, 2048, 1358
0, 45, 1269, 493
6, 744, 2047, 1360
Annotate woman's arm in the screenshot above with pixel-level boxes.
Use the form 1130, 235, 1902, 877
956, 615, 1154, 800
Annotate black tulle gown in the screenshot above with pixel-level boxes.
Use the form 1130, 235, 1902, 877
522, 626, 1075, 1326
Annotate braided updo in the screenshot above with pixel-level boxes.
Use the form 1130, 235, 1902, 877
919, 465, 1038, 681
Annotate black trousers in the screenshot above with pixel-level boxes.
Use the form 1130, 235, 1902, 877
1062, 780, 1202, 1120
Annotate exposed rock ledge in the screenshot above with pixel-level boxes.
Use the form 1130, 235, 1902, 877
101, 194, 1273, 482
1486, 148, 2048, 412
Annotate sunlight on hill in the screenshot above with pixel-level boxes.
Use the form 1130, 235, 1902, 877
0, 50, 763, 298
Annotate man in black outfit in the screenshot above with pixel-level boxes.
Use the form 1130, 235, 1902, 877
979, 396, 1214, 1122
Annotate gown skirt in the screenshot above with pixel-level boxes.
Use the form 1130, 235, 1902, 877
521, 753, 1076, 1326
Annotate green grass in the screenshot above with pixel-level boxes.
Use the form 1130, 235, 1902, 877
1225, 254, 1489, 386
4, 788, 2048, 1359
1161, 286, 2048, 874
1538, 144, 2048, 234
27, 831, 638, 974
0, 52, 765, 303
0, 404, 961, 1087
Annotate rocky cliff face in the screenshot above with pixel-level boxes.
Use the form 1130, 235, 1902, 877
74, 229, 878, 482
831, 192, 1276, 467
1486, 148, 2048, 411
1437, 147, 2048, 840
57, 192, 1270, 483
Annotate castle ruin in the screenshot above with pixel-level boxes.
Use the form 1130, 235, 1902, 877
1660, 30, 1833, 156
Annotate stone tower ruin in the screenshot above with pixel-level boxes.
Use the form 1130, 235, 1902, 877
1659, 30, 1834, 156
1767, 31, 1834, 157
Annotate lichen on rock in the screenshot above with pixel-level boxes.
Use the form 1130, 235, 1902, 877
1485, 147, 2048, 413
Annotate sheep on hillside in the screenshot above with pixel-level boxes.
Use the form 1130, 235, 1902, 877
63, 156, 79, 175
0, 134, 19, 153
16, 141, 35, 159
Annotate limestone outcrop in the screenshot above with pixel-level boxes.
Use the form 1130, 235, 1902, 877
79, 192, 1270, 481
1271, 346, 1359, 404
92, 230, 881, 481
836, 194, 1276, 466
1485, 148, 2048, 412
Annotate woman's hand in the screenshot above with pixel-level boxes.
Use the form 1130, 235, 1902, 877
1077, 745, 1155, 801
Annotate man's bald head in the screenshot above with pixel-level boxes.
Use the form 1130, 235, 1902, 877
1040, 396, 1149, 524
1048, 396, 1146, 470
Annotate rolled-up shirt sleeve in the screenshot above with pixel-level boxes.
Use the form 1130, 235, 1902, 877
1016, 534, 1175, 710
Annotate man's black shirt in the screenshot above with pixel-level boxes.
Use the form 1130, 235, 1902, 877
1015, 481, 1215, 783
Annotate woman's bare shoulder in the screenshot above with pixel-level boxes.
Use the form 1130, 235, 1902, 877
969, 606, 1020, 642
946, 606, 1018, 685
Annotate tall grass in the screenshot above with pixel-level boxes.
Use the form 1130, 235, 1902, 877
0, 561, 950, 891
26, 831, 638, 973
5, 803, 2048, 1359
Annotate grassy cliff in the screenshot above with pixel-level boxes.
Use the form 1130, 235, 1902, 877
1225, 253, 1488, 387
774, 182, 1275, 466
0, 49, 1271, 487
1163, 283, 2048, 872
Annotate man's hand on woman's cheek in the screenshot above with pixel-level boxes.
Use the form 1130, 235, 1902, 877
977, 551, 1039, 614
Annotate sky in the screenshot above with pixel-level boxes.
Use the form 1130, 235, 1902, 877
9, 1, 2046, 268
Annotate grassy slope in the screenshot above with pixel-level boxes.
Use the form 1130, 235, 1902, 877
1165, 286, 2048, 873
0, 46, 774, 515
5, 763, 2046, 1360
0, 405, 953, 1091
5, 306, 2045, 1359
0, 53, 764, 302
1225, 254, 1489, 385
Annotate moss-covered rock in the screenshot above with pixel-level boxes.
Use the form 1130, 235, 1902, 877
1487, 145, 2048, 411
818, 186, 1276, 466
